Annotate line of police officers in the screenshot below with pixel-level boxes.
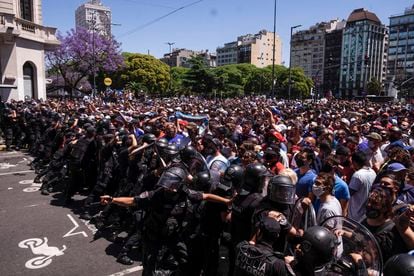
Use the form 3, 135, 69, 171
1, 101, 414, 276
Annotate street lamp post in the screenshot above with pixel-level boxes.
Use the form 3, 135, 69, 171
288, 24, 302, 101
90, 11, 120, 98
270, 0, 278, 98
166, 42, 175, 93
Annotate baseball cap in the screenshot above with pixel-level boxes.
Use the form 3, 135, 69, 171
366, 132, 382, 141
259, 216, 281, 239
388, 162, 407, 172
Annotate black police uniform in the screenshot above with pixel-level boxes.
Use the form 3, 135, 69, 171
134, 164, 190, 276
234, 241, 288, 276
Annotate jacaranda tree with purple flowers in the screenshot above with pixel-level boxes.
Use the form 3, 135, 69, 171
46, 28, 124, 97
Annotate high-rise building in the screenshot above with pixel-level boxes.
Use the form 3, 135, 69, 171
0, 0, 60, 101
339, 8, 388, 98
323, 20, 346, 96
291, 19, 344, 94
217, 30, 282, 68
75, 0, 111, 37
387, 5, 414, 96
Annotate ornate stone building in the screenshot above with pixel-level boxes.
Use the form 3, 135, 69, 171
0, 0, 59, 101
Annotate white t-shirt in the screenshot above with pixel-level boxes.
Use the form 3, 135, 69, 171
317, 196, 342, 225
348, 167, 376, 222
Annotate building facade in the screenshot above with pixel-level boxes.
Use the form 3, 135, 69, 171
387, 5, 414, 98
75, 0, 111, 37
217, 30, 282, 68
323, 20, 346, 96
0, 0, 59, 101
291, 19, 345, 94
161, 48, 216, 68
339, 8, 388, 98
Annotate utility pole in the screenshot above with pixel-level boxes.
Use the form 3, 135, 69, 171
270, 0, 277, 98
89, 12, 120, 98
288, 25, 302, 101
166, 42, 175, 93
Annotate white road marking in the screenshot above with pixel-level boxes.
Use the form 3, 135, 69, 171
23, 187, 40, 193
24, 204, 39, 208
8, 187, 13, 190
0, 170, 33, 176
63, 214, 88, 238
0, 162, 17, 169
18, 158, 30, 164
19, 180, 34, 185
107, 265, 143, 276
79, 218, 98, 235
18, 237, 66, 269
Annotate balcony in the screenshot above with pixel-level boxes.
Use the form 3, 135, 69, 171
0, 13, 60, 49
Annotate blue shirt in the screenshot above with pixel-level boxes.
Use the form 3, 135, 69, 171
167, 134, 186, 146
295, 169, 317, 198
333, 175, 350, 202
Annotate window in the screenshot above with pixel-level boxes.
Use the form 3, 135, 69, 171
20, 0, 33, 21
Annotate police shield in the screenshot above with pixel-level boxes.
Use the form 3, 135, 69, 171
290, 197, 317, 232
321, 216, 383, 276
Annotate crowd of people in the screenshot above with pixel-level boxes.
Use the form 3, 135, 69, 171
1, 95, 414, 275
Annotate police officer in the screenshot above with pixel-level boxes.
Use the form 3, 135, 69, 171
229, 163, 266, 275
65, 126, 96, 204
101, 152, 190, 276
234, 216, 288, 276
253, 175, 299, 253
286, 226, 338, 275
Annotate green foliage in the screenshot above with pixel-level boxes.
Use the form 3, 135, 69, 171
114, 53, 315, 98
182, 56, 216, 94
367, 78, 381, 95
116, 53, 170, 94
171, 67, 190, 94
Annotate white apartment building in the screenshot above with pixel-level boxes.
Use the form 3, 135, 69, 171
75, 0, 111, 37
217, 30, 282, 68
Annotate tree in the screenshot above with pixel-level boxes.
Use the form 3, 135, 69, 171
171, 67, 190, 94
46, 28, 124, 96
183, 56, 216, 95
244, 67, 273, 95
276, 67, 313, 99
367, 78, 382, 96
118, 53, 171, 94
212, 65, 246, 96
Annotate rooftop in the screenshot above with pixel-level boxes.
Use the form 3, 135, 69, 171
347, 8, 381, 24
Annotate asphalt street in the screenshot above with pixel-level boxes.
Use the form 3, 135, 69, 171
0, 150, 143, 276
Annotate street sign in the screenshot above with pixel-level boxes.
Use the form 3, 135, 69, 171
104, 78, 112, 86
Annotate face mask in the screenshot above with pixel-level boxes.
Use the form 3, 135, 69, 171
366, 206, 381, 219
312, 184, 325, 197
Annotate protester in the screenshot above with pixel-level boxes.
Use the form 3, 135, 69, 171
3, 96, 414, 274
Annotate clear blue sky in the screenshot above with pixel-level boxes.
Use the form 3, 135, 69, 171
43, 0, 414, 62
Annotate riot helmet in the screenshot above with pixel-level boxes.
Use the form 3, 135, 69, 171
180, 145, 198, 164
156, 137, 169, 150
160, 143, 180, 163
157, 166, 187, 191
142, 133, 156, 144
267, 175, 295, 204
192, 170, 211, 192
240, 163, 271, 195
383, 254, 414, 276
219, 164, 244, 193
300, 226, 337, 268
